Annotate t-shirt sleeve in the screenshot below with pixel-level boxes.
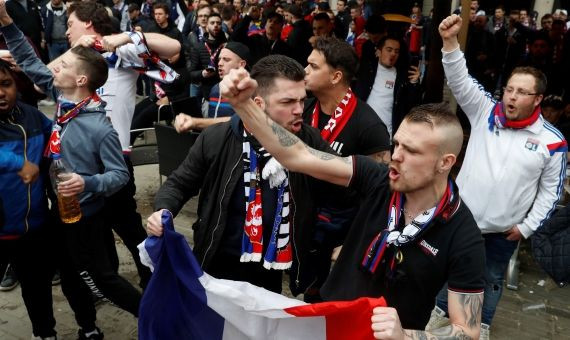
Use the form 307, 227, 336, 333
349, 155, 389, 196
447, 213, 486, 293
355, 103, 391, 155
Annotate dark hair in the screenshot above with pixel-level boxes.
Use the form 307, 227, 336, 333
127, 3, 140, 13
208, 12, 222, 21
287, 4, 303, 18
70, 46, 108, 92
221, 4, 236, 20
541, 13, 553, 22
153, 2, 170, 15
364, 14, 386, 34
376, 34, 401, 50
68, 1, 113, 36
542, 95, 564, 110
250, 55, 305, 98
509, 66, 547, 94
313, 36, 358, 85
0, 59, 16, 79
313, 12, 330, 22
266, 11, 284, 24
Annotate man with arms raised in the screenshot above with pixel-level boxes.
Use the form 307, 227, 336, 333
147, 55, 336, 295
63, 0, 181, 289
431, 15, 567, 339
221, 68, 486, 339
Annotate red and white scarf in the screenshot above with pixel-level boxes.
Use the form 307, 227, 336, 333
241, 131, 293, 270
311, 88, 357, 143
488, 101, 541, 131
44, 93, 102, 158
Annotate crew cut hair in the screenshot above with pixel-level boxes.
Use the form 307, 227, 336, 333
405, 103, 461, 130
250, 55, 305, 98
313, 36, 358, 85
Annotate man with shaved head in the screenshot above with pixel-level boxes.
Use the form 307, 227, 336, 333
220, 66, 486, 339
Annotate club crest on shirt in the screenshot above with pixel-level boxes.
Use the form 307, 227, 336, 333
385, 80, 395, 89
525, 137, 539, 151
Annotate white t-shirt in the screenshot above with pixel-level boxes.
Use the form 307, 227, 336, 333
97, 45, 140, 151
366, 63, 397, 137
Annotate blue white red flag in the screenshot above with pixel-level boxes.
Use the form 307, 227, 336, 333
138, 211, 386, 340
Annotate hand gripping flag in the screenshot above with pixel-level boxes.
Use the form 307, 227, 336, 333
138, 211, 387, 340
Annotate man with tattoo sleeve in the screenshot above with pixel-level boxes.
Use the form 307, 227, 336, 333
147, 55, 341, 295
220, 68, 485, 339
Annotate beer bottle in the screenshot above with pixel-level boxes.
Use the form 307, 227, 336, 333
49, 155, 82, 223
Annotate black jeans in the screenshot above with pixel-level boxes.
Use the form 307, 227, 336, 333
0, 227, 56, 337
104, 155, 152, 288
58, 212, 141, 321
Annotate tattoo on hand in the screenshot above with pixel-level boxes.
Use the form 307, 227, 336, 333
270, 122, 299, 147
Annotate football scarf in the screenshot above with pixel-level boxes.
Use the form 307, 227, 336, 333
311, 88, 357, 143
361, 179, 460, 275
241, 131, 293, 270
92, 31, 178, 83
44, 93, 102, 158
488, 101, 541, 131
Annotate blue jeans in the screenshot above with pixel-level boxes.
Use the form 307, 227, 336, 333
435, 233, 518, 325
47, 41, 69, 61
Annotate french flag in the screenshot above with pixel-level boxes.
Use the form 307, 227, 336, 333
137, 211, 386, 340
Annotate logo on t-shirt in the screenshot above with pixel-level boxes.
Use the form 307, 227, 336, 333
525, 137, 539, 151
419, 239, 439, 257
385, 80, 395, 89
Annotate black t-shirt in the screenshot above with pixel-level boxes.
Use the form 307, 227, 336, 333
302, 97, 390, 157
320, 156, 485, 330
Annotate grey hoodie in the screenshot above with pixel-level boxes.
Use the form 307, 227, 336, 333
1, 23, 128, 217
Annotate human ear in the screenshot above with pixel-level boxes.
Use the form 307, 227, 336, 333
438, 153, 456, 173
253, 96, 266, 110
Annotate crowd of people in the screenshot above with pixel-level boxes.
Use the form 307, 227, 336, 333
1, 0, 569, 339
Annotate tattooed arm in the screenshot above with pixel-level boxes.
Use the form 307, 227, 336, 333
371, 291, 482, 340
220, 68, 353, 187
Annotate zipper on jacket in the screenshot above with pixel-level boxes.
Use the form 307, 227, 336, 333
9, 119, 31, 233
201, 155, 241, 268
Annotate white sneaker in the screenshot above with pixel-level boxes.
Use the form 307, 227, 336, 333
480, 323, 490, 340
425, 306, 450, 330
31, 335, 57, 340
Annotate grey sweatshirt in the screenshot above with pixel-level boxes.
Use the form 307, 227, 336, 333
1, 23, 128, 217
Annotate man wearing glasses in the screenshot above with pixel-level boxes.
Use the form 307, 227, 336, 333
429, 14, 567, 340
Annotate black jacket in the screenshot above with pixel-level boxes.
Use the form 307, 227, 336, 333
354, 40, 421, 134
6, 0, 42, 48
188, 32, 227, 98
154, 115, 339, 294
531, 206, 570, 284
231, 15, 292, 66
287, 19, 312, 67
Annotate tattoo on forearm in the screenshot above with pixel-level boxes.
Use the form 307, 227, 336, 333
307, 147, 352, 164
458, 294, 483, 329
270, 122, 299, 147
405, 325, 472, 340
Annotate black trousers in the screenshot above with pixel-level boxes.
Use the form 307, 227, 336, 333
0, 227, 56, 337
104, 155, 152, 288
58, 211, 141, 325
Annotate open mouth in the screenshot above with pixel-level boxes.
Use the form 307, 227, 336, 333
389, 166, 400, 180
506, 104, 516, 113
